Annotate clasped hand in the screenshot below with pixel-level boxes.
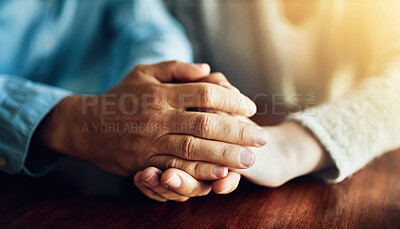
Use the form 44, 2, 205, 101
36, 61, 268, 187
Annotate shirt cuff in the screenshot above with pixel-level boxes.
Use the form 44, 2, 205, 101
0, 77, 71, 176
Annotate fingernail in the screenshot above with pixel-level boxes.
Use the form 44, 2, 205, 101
219, 82, 240, 93
163, 174, 182, 189
213, 166, 228, 178
256, 128, 268, 146
245, 98, 257, 116
220, 184, 232, 194
240, 150, 255, 168
143, 172, 160, 187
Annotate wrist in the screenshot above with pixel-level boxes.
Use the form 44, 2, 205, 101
33, 95, 85, 157
275, 121, 332, 178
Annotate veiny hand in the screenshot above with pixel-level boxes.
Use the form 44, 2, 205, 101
34, 61, 268, 179
136, 118, 333, 202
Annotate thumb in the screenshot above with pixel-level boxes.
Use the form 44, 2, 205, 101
139, 60, 211, 83
212, 171, 241, 194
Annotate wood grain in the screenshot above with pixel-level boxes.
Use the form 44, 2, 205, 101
1, 114, 399, 228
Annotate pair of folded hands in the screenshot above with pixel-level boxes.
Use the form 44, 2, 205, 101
36, 61, 329, 202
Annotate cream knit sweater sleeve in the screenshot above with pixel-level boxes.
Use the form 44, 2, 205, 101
287, 72, 400, 182
286, 5, 400, 182
287, 1, 400, 183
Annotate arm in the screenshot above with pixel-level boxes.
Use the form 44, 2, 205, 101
0, 75, 70, 176
137, 2, 400, 201
287, 1, 400, 182
1, 62, 263, 182
33, 61, 264, 178
288, 70, 400, 182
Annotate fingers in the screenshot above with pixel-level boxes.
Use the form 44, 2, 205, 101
135, 61, 255, 116
137, 167, 191, 202
135, 168, 240, 202
167, 82, 257, 117
134, 171, 167, 202
136, 61, 211, 83
145, 155, 228, 180
155, 135, 256, 169
135, 167, 213, 202
160, 168, 212, 196
166, 111, 268, 146
200, 72, 240, 93
212, 172, 241, 194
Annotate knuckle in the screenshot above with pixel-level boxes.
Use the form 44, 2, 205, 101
238, 124, 246, 142
168, 60, 180, 65
199, 85, 214, 105
219, 144, 239, 165
141, 85, 167, 107
220, 145, 230, 160
193, 162, 206, 178
181, 136, 197, 159
195, 115, 211, 136
134, 64, 147, 73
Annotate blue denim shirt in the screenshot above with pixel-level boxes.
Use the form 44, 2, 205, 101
0, 0, 192, 175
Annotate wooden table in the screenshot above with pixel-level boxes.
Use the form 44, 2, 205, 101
1, 114, 400, 228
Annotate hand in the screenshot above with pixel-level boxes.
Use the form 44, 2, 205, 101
136, 119, 333, 202
134, 167, 241, 202
33, 61, 268, 178
233, 121, 332, 187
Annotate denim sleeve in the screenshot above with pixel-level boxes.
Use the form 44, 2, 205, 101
105, 0, 193, 87
0, 75, 71, 176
